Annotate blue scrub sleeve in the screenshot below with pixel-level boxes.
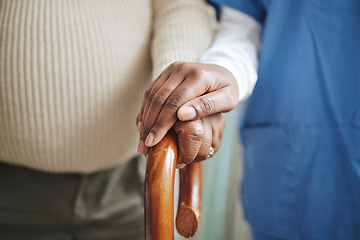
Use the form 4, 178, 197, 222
209, 0, 266, 23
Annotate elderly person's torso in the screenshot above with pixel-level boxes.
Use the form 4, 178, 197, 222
0, 0, 215, 173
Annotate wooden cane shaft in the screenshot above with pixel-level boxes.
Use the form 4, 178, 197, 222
145, 131, 177, 240
176, 162, 202, 238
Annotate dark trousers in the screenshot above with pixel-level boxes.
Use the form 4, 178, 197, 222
0, 156, 145, 240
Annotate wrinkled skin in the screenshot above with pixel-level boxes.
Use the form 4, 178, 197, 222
137, 62, 238, 168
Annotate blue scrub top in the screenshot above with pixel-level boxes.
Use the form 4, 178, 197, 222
211, 0, 360, 239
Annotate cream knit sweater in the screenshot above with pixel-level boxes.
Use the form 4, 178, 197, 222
0, 0, 215, 173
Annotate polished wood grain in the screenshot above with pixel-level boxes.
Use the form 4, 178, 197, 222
145, 131, 202, 239
176, 162, 202, 238
145, 131, 177, 240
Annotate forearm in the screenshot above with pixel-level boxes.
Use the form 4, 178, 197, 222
151, 0, 217, 78
199, 6, 262, 102
138, 5, 263, 150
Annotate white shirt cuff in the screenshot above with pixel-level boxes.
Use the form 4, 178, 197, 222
199, 6, 262, 102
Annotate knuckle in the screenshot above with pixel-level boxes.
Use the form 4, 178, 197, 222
165, 95, 181, 109
176, 62, 188, 73
199, 98, 215, 113
152, 95, 167, 107
176, 121, 204, 141
187, 122, 204, 139
189, 67, 206, 79
186, 131, 204, 144
169, 61, 180, 69
148, 92, 155, 103
144, 89, 151, 98
178, 122, 204, 144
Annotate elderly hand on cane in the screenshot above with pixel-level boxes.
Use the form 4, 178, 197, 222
136, 62, 239, 167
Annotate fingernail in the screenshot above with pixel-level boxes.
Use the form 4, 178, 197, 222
176, 163, 186, 169
137, 121, 142, 133
179, 106, 196, 120
145, 132, 154, 147
137, 140, 148, 154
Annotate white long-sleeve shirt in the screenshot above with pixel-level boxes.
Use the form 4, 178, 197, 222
200, 6, 262, 102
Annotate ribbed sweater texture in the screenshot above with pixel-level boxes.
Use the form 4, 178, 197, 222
0, 0, 215, 173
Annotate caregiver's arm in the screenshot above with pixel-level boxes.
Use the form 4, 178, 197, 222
139, 6, 262, 148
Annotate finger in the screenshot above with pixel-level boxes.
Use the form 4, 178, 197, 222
141, 72, 169, 128
137, 93, 148, 126
177, 87, 238, 121
140, 64, 189, 144
173, 120, 203, 169
140, 75, 186, 147
141, 62, 214, 146
137, 139, 148, 154
138, 75, 172, 154
137, 120, 142, 133
194, 117, 212, 161
137, 76, 159, 125
141, 62, 189, 128
143, 72, 212, 147
208, 114, 226, 152
136, 78, 162, 154
192, 114, 225, 162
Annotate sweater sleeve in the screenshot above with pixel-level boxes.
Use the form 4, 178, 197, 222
151, 0, 217, 79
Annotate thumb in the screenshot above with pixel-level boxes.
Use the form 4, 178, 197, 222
178, 88, 237, 121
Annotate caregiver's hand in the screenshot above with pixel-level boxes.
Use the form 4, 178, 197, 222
137, 62, 238, 148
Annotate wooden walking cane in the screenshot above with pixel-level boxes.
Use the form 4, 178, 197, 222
145, 131, 202, 240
